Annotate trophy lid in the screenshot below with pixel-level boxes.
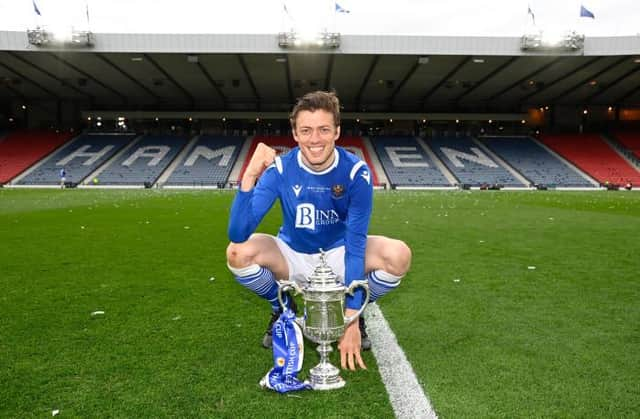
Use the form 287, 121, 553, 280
307, 249, 341, 290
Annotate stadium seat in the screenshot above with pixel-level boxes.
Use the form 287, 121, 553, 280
540, 134, 640, 185
0, 130, 73, 184
164, 135, 244, 186
428, 136, 525, 187
372, 136, 451, 187
94, 135, 189, 186
17, 133, 136, 185
481, 136, 594, 187
611, 131, 640, 160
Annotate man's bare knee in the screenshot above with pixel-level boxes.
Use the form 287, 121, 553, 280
396, 240, 412, 275
385, 240, 412, 276
226, 242, 254, 268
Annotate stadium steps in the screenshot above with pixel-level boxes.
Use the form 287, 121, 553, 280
148, 136, 190, 187
416, 137, 458, 186
472, 137, 532, 187
154, 135, 200, 187
372, 136, 453, 188
81, 135, 144, 187
228, 135, 253, 185
540, 134, 640, 185
91, 134, 189, 186
340, 135, 382, 186
428, 136, 523, 186
530, 137, 599, 187
1, 130, 74, 185
605, 133, 640, 170
15, 133, 138, 186
362, 137, 390, 187
163, 135, 243, 187
612, 131, 640, 160
481, 136, 595, 188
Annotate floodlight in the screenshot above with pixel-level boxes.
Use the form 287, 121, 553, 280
540, 31, 565, 46
521, 30, 584, 51
27, 26, 94, 47
50, 25, 72, 42
278, 31, 340, 49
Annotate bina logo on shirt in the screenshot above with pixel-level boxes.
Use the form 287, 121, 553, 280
295, 203, 340, 230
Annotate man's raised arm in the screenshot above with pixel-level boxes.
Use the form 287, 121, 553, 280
241, 142, 277, 191
228, 143, 280, 243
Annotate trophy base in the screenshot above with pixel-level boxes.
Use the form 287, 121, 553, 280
309, 362, 346, 391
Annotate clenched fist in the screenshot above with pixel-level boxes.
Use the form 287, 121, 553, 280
241, 142, 277, 191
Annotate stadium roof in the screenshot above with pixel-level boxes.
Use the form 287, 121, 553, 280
1, 31, 639, 117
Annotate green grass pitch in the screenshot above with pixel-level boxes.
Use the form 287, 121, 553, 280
1, 188, 638, 418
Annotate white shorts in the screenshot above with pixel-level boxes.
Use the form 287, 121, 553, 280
273, 236, 345, 286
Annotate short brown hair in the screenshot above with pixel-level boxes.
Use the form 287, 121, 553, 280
289, 91, 340, 130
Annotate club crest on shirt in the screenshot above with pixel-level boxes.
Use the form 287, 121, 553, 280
331, 184, 345, 198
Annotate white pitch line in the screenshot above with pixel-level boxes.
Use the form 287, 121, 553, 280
367, 303, 438, 419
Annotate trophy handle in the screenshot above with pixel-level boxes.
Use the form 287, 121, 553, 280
343, 279, 370, 325
277, 280, 303, 312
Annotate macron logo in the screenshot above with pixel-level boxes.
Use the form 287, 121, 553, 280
292, 185, 302, 197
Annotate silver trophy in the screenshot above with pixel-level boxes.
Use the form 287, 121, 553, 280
277, 249, 369, 390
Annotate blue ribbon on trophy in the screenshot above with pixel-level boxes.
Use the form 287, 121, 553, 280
259, 309, 311, 393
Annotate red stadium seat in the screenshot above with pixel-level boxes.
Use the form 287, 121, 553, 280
612, 131, 640, 160
0, 130, 73, 184
540, 134, 640, 185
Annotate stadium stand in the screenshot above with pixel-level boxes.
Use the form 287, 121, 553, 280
236, 135, 380, 186
481, 136, 594, 188
372, 136, 452, 187
164, 135, 244, 186
0, 130, 73, 184
93, 135, 188, 186
611, 131, 640, 160
428, 136, 525, 187
540, 134, 640, 185
16, 133, 136, 186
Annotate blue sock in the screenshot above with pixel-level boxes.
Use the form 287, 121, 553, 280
228, 264, 289, 312
367, 270, 402, 303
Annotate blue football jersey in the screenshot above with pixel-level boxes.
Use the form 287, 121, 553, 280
228, 146, 373, 308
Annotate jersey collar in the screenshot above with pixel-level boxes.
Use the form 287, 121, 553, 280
296, 148, 339, 175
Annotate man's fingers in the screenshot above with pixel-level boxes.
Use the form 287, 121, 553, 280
356, 351, 367, 370
338, 328, 366, 371
340, 343, 347, 369
347, 351, 356, 371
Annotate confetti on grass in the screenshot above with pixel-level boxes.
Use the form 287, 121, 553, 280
528, 266, 536, 270
91, 310, 105, 316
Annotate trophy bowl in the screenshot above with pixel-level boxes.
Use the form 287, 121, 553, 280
278, 250, 369, 390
